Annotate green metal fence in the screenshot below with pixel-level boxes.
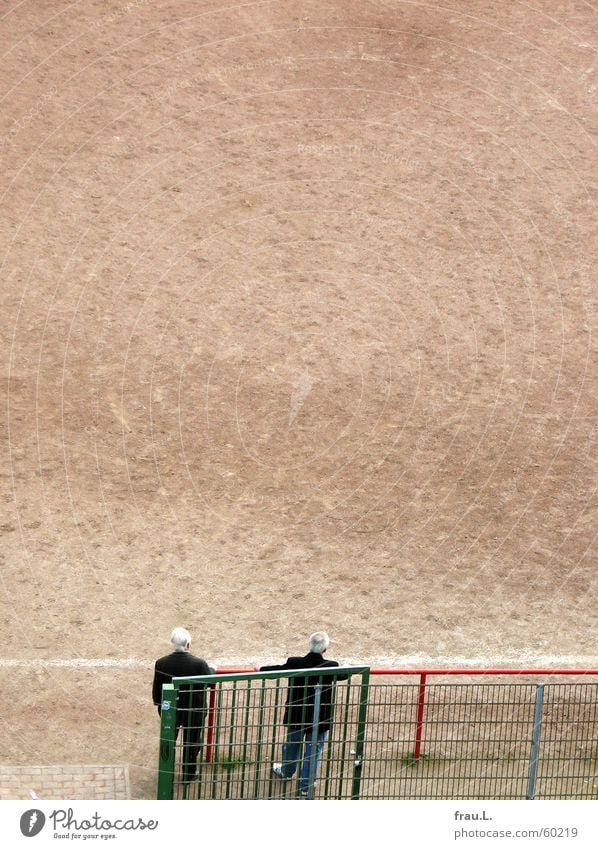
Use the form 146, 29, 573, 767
534, 683, 598, 799
157, 666, 370, 800
362, 680, 539, 799
156, 671, 598, 800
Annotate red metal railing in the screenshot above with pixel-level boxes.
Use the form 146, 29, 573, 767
205, 668, 598, 764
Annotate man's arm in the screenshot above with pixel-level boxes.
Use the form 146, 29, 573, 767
200, 659, 217, 687
327, 660, 350, 682
152, 662, 163, 708
257, 657, 295, 673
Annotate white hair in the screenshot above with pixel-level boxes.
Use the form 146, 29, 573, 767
170, 627, 191, 652
309, 631, 330, 654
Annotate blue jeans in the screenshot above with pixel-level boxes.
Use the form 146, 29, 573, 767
280, 728, 329, 792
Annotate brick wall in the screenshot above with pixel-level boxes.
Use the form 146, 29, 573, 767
0, 765, 130, 800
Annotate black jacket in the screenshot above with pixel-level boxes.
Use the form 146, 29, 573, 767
260, 652, 344, 731
152, 651, 212, 720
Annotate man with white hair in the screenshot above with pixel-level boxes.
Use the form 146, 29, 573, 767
152, 627, 214, 782
259, 631, 343, 796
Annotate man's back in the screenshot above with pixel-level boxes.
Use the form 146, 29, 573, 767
152, 651, 212, 716
261, 651, 341, 730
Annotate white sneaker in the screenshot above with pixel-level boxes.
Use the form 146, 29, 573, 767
272, 763, 288, 779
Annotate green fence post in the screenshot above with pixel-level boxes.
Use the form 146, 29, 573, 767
333, 676, 354, 798
526, 684, 545, 800
305, 682, 323, 799
224, 681, 238, 800
239, 679, 253, 798
157, 683, 177, 799
253, 678, 269, 799
210, 682, 225, 799
351, 668, 370, 800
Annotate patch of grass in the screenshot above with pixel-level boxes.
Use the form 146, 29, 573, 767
401, 751, 430, 768
216, 753, 247, 771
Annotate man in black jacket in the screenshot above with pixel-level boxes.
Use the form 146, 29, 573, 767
152, 627, 213, 782
259, 631, 342, 795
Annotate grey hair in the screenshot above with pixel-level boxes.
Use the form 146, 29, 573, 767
170, 627, 192, 652
309, 631, 330, 654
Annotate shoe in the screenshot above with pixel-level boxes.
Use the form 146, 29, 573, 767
182, 769, 198, 783
300, 783, 316, 797
272, 763, 289, 779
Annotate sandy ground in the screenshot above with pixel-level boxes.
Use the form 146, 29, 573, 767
0, 0, 596, 798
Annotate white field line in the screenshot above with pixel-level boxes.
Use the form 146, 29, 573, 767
2, 655, 598, 669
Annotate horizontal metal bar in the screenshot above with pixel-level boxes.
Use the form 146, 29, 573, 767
172, 665, 369, 686
212, 668, 598, 677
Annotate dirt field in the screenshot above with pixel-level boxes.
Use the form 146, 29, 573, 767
0, 1, 596, 799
